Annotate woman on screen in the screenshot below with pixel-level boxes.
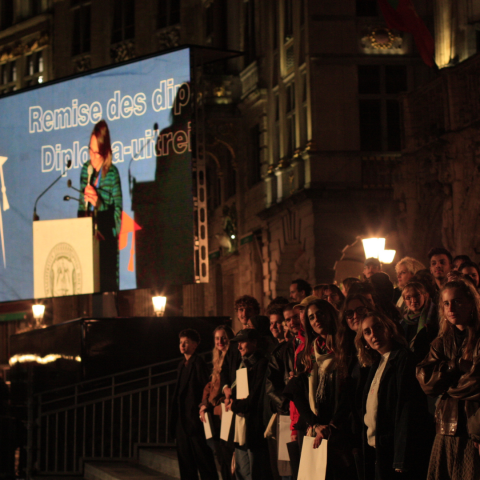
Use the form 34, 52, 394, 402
78, 119, 122, 291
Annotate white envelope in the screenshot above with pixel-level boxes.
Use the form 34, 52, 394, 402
203, 412, 213, 440
278, 415, 291, 461
298, 436, 328, 480
236, 368, 249, 399
220, 403, 234, 441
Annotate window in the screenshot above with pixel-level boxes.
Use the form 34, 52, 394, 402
358, 64, 407, 151
244, 0, 256, 65
1, 0, 14, 29
24, 50, 44, 86
248, 124, 262, 187
0, 60, 17, 96
273, 91, 280, 162
15, 0, 46, 21
286, 82, 296, 156
158, 0, 180, 29
356, 0, 378, 17
284, 0, 293, 42
112, 0, 135, 44
72, 1, 91, 56
205, 2, 214, 38
300, 71, 308, 148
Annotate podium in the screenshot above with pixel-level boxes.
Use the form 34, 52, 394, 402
33, 217, 100, 297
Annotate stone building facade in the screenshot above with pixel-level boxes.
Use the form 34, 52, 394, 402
0, 0, 434, 347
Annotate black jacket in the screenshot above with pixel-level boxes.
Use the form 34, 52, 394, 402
265, 339, 294, 414
220, 343, 242, 389
170, 353, 210, 438
231, 350, 269, 449
362, 347, 432, 480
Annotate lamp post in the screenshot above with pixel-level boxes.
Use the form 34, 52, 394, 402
32, 304, 45, 328
362, 238, 386, 259
362, 238, 396, 264
152, 296, 167, 317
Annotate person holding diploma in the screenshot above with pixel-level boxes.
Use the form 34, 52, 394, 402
170, 329, 219, 480
78, 119, 122, 291
225, 328, 273, 480
199, 325, 235, 480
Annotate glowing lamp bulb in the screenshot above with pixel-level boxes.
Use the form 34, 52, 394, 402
152, 296, 167, 317
379, 249, 396, 264
362, 238, 386, 259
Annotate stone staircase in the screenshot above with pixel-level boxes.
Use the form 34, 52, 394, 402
84, 447, 223, 480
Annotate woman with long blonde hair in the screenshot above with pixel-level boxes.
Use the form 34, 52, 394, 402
199, 325, 235, 480
417, 279, 480, 479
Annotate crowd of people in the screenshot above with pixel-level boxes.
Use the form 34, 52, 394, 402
170, 247, 480, 480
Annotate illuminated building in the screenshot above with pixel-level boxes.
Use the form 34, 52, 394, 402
0, 0, 435, 344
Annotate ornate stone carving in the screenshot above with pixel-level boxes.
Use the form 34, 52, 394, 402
0, 31, 50, 62
110, 40, 135, 63
157, 26, 180, 50
73, 55, 91, 73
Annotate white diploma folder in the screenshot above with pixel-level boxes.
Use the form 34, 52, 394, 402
220, 403, 234, 441
278, 415, 291, 461
298, 437, 328, 480
236, 368, 249, 399
203, 412, 213, 440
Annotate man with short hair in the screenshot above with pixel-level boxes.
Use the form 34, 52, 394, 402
363, 258, 382, 279
170, 329, 219, 480
235, 295, 261, 329
428, 247, 452, 290
289, 279, 312, 303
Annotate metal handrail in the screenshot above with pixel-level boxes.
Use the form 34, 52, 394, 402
27, 353, 210, 478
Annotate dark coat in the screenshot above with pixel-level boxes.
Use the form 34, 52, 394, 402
362, 346, 432, 480
332, 357, 370, 442
220, 343, 242, 389
170, 353, 210, 439
231, 350, 269, 449
265, 339, 294, 414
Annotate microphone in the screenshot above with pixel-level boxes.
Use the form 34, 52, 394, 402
85, 164, 93, 208
64, 195, 81, 203
67, 179, 82, 194
33, 159, 72, 221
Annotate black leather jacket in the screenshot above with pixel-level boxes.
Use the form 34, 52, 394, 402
416, 329, 480, 441
265, 338, 295, 414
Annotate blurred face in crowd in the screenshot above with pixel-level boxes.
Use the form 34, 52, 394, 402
442, 287, 474, 331
284, 308, 302, 335
430, 254, 451, 285
404, 288, 426, 314
236, 305, 253, 327
452, 258, 465, 271
323, 288, 341, 310
397, 264, 414, 289
461, 266, 480, 288
238, 339, 257, 357
363, 263, 381, 279
361, 316, 392, 355
179, 337, 198, 357
214, 329, 229, 353
307, 304, 333, 340
269, 314, 285, 339
290, 283, 306, 302
344, 299, 369, 332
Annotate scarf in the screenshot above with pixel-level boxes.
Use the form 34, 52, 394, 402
402, 299, 434, 334
308, 337, 335, 415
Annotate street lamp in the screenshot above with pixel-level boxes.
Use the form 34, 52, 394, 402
379, 249, 396, 264
152, 296, 167, 317
362, 238, 386, 259
32, 304, 45, 328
